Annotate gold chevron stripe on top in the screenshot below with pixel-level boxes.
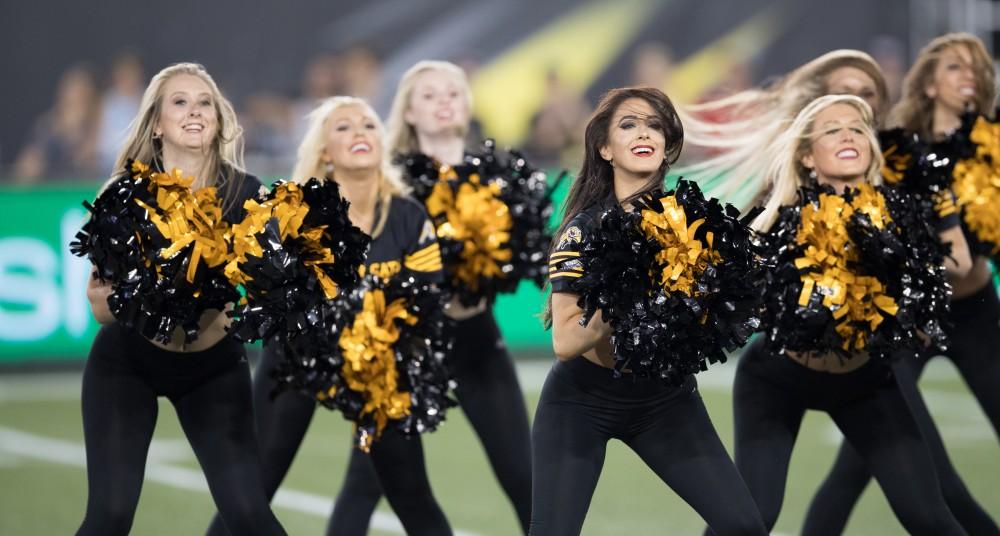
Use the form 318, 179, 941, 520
470, 0, 660, 146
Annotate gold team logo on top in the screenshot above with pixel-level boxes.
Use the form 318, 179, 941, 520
558, 226, 582, 249
419, 220, 437, 243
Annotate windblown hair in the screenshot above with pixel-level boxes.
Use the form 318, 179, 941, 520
676, 50, 887, 210
752, 94, 883, 232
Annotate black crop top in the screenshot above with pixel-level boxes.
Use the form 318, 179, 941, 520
361, 195, 444, 284
548, 194, 618, 294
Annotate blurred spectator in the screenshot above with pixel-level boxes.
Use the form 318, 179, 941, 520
291, 53, 343, 145
14, 65, 101, 183
869, 35, 906, 104
340, 46, 382, 103
242, 92, 295, 178
525, 68, 589, 169
696, 60, 753, 104
630, 42, 675, 90
96, 52, 143, 175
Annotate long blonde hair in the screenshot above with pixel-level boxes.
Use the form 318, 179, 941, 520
753, 94, 884, 232
385, 60, 473, 155
291, 96, 407, 237
677, 50, 887, 210
109, 63, 246, 212
889, 33, 997, 138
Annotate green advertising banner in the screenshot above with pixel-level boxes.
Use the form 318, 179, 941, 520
0, 179, 573, 364
0, 183, 103, 363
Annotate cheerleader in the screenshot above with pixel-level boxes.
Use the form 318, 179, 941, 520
77, 63, 285, 535
805, 33, 1000, 536
532, 86, 767, 536
205, 96, 454, 536
719, 94, 966, 535
327, 60, 534, 534
683, 47, 995, 535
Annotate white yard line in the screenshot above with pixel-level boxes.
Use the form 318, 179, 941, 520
0, 426, 482, 536
0, 356, 973, 400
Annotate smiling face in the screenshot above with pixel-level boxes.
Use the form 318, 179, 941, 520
825, 66, 882, 118
598, 97, 668, 179
322, 103, 383, 173
927, 44, 977, 115
155, 73, 219, 153
403, 68, 470, 138
801, 103, 873, 187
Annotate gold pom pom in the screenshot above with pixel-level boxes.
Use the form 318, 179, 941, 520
880, 142, 911, 185
337, 289, 414, 452
224, 181, 340, 299
953, 117, 1000, 253
794, 185, 898, 351
425, 168, 513, 292
638, 195, 721, 296
131, 164, 230, 284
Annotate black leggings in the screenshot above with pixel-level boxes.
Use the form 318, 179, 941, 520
327, 310, 533, 535
529, 357, 767, 536
205, 342, 452, 536
803, 282, 1000, 536
76, 323, 285, 536
731, 339, 965, 536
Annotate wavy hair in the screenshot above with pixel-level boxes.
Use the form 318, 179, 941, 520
889, 33, 996, 138
108, 63, 246, 213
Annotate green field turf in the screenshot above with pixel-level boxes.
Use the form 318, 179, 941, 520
0, 356, 997, 536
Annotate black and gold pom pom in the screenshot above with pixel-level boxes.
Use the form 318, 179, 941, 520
569, 179, 763, 384
71, 160, 241, 343
952, 115, 1000, 256
758, 183, 951, 359
273, 275, 456, 452
225, 178, 370, 345
397, 140, 559, 306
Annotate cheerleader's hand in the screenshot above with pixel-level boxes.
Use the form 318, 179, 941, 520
86, 268, 115, 324
444, 296, 488, 320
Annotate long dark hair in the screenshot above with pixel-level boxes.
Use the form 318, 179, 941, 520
543, 86, 684, 326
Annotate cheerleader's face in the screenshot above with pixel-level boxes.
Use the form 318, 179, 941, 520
404, 69, 470, 138
599, 98, 667, 177
323, 104, 383, 173
801, 103, 872, 185
825, 66, 881, 118
926, 45, 977, 114
155, 74, 219, 153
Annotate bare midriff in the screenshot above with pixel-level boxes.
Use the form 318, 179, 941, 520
149, 308, 231, 353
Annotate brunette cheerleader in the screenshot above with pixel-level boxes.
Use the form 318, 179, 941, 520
532, 86, 767, 536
